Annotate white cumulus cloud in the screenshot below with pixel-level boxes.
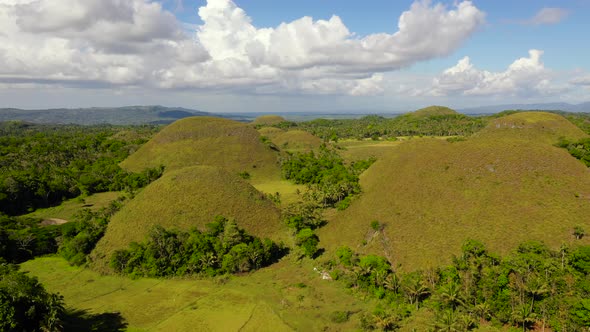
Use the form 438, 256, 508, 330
430, 50, 568, 97
0, 0, 486, 96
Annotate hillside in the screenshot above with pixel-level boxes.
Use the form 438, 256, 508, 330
407, 105, 459, 118
258, 127, 323, 151
90, 166, 286, 272
121, 117, 281, 180
252, 115, 286, 126
0, 106, 211, 125
319, 112, 590, 270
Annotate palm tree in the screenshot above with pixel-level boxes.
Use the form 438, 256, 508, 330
524, 274, 549, 312
384, 273, 400, 294
438, 282, 465, 310
403, 276, 430, 309
511, 305, 536, 332
434, 310, 460, 332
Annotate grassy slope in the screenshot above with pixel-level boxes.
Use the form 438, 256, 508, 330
90, 166, 286, 272
258, 127, 323, 152
407, 105, 458, 118
252, 115, 286, 126
22, 256, 373, 332
121, 117, 280, 181
25, 192, 123, 222
319, 112, 590, 271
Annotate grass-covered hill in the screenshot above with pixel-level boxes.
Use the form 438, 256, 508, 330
319, 112, 590, 270
90, 166, 286, 272
121, 116, 280, 180
251, 115, 286, 126
258, 127, 323, 151
406, 105, 459, 118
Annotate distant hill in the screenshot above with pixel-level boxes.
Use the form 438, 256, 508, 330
121, 116, 281, 180
407, 105, 459, 118
257, 127, 322, 151
252, 115, 287, 126
0, 106, 212, 125
319, 112, 590, 271
460, 102, 590, 114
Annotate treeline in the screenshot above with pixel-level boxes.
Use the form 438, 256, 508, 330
0, 121, 162, 215
263, 114, 488, 141
0, 263, 65, 331
0, 196, 125, 266
557, 137, 590, 167
110, 216, 286, 278
324, 240, 590, 331
280, 145, 374, 208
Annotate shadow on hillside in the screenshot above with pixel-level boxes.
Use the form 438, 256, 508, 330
63, 309, 127, 332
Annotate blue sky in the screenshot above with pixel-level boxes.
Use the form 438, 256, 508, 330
0, 0, 588, 112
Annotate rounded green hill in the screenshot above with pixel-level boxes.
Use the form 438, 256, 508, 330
90, 166, 286, 272
252, 115, 286, 126
477, 111, 587, 143
319, 112, 590, 270
120, 117, 280, 180
408, 105, 459, 118
258, 127, 322, 151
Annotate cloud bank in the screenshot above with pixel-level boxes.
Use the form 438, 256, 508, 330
0, 0, 485, 96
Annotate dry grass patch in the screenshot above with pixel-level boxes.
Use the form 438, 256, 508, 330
251, 115, 286, 126
319, 112, 590, 271
258, 128, 323, 152
25, 192, 123, 222
121, 117, 281, 181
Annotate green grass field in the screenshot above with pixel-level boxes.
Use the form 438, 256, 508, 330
25, 192, 124, 222
22, 256, 375, 332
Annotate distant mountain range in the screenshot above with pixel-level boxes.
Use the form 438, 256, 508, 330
0, 106, 221, 125
459, 102, 590, 114
2, 102, 590, 125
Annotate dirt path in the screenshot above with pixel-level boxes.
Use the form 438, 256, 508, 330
41, 218, 69, 226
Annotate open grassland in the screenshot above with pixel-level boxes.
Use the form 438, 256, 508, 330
257, 127, 323, 152
121, 117, 281, 182
337, 139, 402, 163
91, 166, 287, 272
319, 112, 590, 271
25, 191, 124, 222
22, 256, 374, 332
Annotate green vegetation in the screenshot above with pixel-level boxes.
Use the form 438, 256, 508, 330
0, 214, 61, 263
59, 196, 125, 266
0, 121, 161, 215
557, 137, 590, 167
120, 117, 281, 181
319, 112, 590, 270
90, 166, 285, 272
280, 145, 374, 207
326, 240, 590, 331
22, 256, 372, 331
9, 109, 590, 331
0, 263, 65, 331
111, 216, 285, 277
258, 106, 488, 141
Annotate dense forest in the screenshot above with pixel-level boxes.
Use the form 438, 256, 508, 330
0, 122, 162, 215
324, 240, 590, 331
261, 113, 488, 141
